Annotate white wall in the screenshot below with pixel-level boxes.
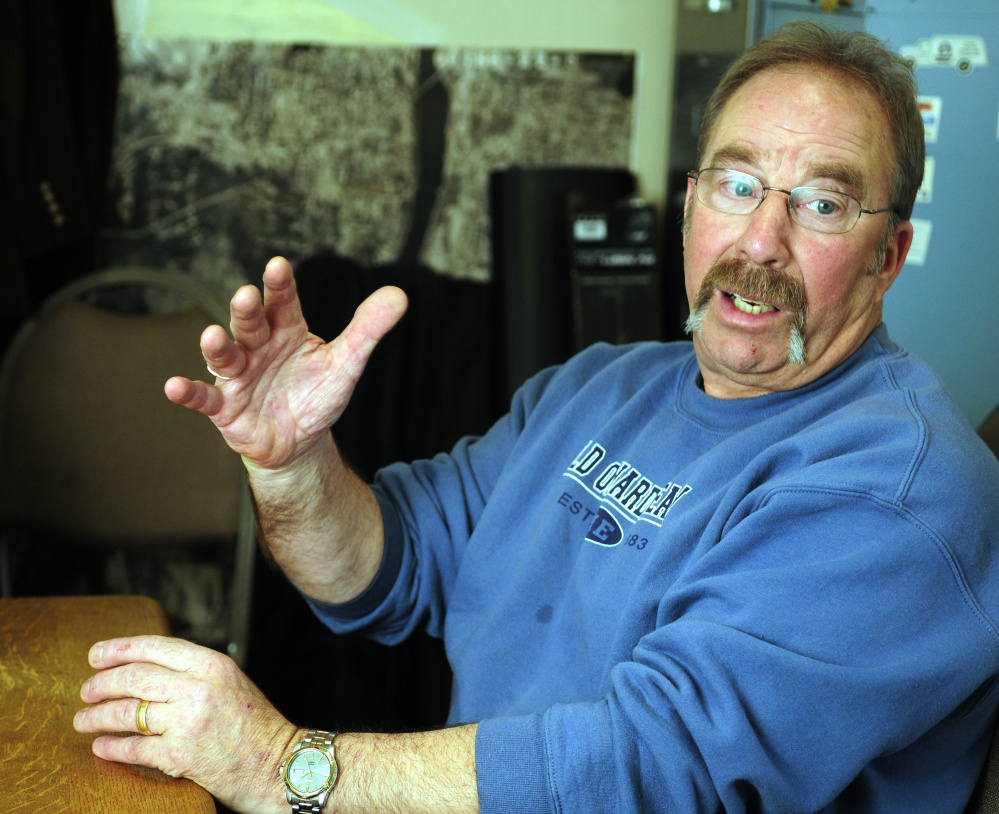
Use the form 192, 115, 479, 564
113, 0, 678, 212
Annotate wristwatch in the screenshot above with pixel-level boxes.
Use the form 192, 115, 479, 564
280, 730, 338, 813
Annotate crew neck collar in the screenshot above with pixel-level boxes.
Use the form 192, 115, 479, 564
675, 325, 894, 431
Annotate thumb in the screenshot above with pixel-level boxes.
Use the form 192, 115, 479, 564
334, 286, 408, 379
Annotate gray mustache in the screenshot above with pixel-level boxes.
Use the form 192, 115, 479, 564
692, 257, 807, 318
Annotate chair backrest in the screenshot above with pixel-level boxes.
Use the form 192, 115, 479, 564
0, 268, 255, 664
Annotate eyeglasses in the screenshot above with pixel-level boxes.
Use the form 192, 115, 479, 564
687, 168, 897, 234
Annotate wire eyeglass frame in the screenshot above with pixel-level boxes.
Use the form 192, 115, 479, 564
687, 167, 897, 234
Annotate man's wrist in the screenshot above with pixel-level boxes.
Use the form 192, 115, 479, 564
317, 727, 481, 814
242, 432, 337, 488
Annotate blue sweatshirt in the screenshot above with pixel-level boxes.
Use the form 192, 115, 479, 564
310, 325, 999, 813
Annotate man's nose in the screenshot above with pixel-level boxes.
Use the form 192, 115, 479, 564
733, 191, 793, 267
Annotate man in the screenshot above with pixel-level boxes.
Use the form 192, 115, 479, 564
74, 21, 999, 814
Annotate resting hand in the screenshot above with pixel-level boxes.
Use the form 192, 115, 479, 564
74, 636, 301, 814
165, 256, 408, 470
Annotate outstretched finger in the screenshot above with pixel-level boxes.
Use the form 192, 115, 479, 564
229, 281, 273, 352
164, 376, 225, 417
260, 256, 306, 333
200, 323, 245, 380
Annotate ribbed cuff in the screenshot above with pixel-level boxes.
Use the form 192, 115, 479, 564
476, 714, 558, 814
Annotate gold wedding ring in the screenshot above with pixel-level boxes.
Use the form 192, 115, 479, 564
136, 699, 153, 736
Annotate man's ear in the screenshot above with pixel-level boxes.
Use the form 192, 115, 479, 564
876, 220, 914, 297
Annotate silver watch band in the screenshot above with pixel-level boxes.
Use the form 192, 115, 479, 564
289, 797, 327, 814
287, 730, 337, 814
301, 729, 335, 751
289, 797, 326, 814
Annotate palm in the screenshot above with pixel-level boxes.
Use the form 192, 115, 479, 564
212, 336, 344, 468
165, 257, 407, 470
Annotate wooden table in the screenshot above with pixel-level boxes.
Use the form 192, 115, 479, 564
0, 595, 216, 813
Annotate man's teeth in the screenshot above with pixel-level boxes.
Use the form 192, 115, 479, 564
731, 293, 776, 315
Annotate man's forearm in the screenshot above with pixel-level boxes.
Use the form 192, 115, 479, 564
245, 431, 385, 604
329, 725, 480, 814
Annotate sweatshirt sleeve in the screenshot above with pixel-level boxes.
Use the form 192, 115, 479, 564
474, 488, 999, 814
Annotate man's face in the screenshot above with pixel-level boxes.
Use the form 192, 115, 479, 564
682, 67, 913, 399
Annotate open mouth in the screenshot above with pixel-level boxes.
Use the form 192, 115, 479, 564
726, 291, 778, 315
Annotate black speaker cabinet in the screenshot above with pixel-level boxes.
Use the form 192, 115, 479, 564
489, 167, 638, 409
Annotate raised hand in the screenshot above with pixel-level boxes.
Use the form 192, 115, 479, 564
164, 256, 407, 470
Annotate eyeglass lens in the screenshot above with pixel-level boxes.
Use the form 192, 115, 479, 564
693, 168, 861, 234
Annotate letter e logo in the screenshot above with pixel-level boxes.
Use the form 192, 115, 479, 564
586, 508, 623, 547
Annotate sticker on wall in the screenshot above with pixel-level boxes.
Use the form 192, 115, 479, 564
916, 156, 935, 205
918, 96, 942, 143
901, 36, 988, 75
906, 218, 933, 267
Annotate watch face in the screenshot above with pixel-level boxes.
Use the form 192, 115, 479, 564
286, 747, 336, 797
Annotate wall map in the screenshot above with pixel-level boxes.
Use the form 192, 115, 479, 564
102, 39, 635, 300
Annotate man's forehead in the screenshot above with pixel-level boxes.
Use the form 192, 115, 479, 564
703, 68, 888, 198
705, 142, 868, 198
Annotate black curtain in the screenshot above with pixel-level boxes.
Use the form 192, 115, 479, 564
0, 0, 119, 324
246, 253, 495, 734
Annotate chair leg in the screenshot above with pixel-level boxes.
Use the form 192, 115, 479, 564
227, 482, 257, 667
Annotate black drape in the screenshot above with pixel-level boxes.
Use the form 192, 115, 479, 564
0, 0, 119, 320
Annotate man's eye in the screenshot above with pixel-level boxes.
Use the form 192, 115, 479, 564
812, 198, 841, 215
722, 180, 755, 198
799, 194, 846, 217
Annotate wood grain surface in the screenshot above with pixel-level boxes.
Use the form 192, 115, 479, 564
0, 595, 215, 813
